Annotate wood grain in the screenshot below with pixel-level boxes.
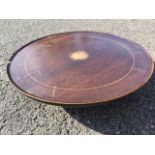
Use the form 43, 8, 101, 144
7, 31, 154, 106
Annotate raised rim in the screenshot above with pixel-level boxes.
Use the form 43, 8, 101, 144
7, 31, 154, 106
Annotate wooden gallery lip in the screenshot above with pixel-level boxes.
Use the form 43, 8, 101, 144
7, 31, 154, 106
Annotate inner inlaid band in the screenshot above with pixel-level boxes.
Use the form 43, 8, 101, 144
24, 36, 135, 91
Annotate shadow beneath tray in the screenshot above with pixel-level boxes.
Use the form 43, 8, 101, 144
64, 68, 155, 135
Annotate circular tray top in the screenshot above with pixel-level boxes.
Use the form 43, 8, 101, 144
7, 31, 154, 106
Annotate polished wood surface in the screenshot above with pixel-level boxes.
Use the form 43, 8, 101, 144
7, 31, 154, 105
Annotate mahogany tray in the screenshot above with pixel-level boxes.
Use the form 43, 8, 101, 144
7, 31, 154, 106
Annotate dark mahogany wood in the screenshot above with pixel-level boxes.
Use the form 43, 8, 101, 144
7, 31, 154, 106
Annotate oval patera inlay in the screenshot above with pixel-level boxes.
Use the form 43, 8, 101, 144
69, 51, 89, 61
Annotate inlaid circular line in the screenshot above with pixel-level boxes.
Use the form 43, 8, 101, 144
24, 36, 136, 91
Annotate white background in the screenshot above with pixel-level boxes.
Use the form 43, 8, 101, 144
0, 0, 155, 18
